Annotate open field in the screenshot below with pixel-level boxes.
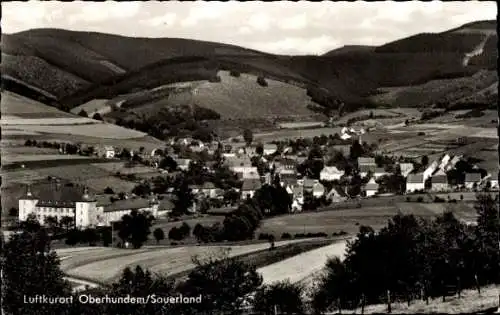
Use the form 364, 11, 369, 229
70, 99, 111, 116
259, 240, 349, 285
1, 145, 60, 155
91, 162, 159, 175
58, 239, 312, 284
3, 123, 147, 139
1, 91, 76, 118
107, 70, 318, 120
2, 129, 43, 136
257, 205, 436, 237
370, 70, 498, 108
2, 154, 92, 164
2, 134, 164, 153
1, 116, 95, 125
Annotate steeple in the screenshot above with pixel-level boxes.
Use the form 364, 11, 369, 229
26, 184, 32, 197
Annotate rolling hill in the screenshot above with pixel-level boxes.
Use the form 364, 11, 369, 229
1, 20, 497, 121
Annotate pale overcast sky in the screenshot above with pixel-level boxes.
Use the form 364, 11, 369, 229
2, 1, 497, 55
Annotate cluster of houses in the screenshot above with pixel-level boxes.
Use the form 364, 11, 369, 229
405, 154, 498, 193
19, 136, 498, 229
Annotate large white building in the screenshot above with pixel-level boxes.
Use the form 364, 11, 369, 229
19, 182, 158, 228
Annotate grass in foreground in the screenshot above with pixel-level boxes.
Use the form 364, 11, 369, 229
345, 285, 499, 314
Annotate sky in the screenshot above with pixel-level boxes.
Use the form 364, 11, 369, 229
2, 1, 497, 55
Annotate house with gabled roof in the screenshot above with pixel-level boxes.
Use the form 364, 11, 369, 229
406, 173, 425, 193
358, 157, 376, 166
326, 186, 347, 203
263, 144, 278, 155
431, 170, 449, 192
280, 173, 298, 190
102, 197, 157, 225
201, 182, 217, 198
488, 173, 499, 190
176, 158, 192, 171
374, 167, 389, 179
241, 178, 262, 199
313, 182, 326, 198
465, 173, 482, 189
97, 146, 115, 159
364, 178, 379, 197
359, 164, 376, 178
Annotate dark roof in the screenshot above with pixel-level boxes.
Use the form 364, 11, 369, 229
303, 178, 316, 189
358, 157, 375, 165
158, 199, 174, 211
27, 182, 93, 207
202, 182, 216, 189
365, 182, 379, 190
465, 173, 482, 182
96, 194, 113, 207
280, 158, 298, 166
105, 198, 151, 212
359, 164, 376, 173
330, 145, 350, 154
242, 178, 262, 191
407, 173, 424, 183
431, 175, 448, 184
207, 207, 236, 215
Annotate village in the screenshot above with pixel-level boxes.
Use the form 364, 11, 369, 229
16, 125, 499, 230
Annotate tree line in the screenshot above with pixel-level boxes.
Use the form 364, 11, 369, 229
311, 193, 499, 313
3, 193, 498, 314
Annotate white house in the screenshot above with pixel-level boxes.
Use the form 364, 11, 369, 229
312, 182, 326, 198
320, 166, 344, 181
364, 179, 379, 197
326, 187, 347, 203
98, 146, 115, 159
291, 186, 304, 212
99, 197, 157, 226
176, 158, 192, 171
406, 173, 425, 193
431, 170, 449, 192
489, 173, 499, 190
263, 144, 278, 156
241, 178, 262, 199
464, 173, 482, 189
200, 182, 218, 198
